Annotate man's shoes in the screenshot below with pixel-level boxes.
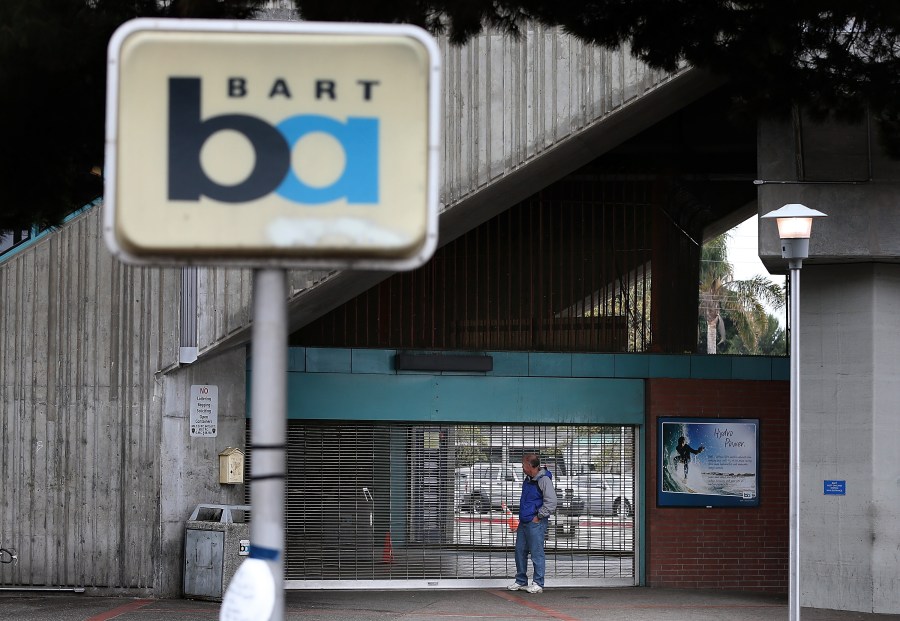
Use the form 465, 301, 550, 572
525, 584, 543, 594
507, 582, 526, 591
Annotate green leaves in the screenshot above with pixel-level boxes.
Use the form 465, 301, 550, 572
292, 0, 900, 151
699, 233, 786, 355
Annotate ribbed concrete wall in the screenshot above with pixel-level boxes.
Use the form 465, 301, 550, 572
0, 208, 179, 589
439, 27, 668, 205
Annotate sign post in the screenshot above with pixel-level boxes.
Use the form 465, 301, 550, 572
242, 268, 287, 620
106, 18, 440, 621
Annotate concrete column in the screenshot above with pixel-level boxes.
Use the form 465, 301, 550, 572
869, 266, 900, 613
801, 264, 900, 613
757, 110, 900, 614
159, 348, 248, 597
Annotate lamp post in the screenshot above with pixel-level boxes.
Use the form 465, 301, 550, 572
761, 204, 827, 621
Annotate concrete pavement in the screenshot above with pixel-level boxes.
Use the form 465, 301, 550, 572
3, 588, 900, 621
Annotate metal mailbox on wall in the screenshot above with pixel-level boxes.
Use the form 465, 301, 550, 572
219, 447, 245, 485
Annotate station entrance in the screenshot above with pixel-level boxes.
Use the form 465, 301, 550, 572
251, 421, 637, 588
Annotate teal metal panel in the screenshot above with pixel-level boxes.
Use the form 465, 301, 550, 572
772, 357, 790, 380
638, 422, 646, 586
488, 352, 529, 376
435, 376, 643, 424
277, 348, 789, 380
732, 357, 773, 381
352, 349, 394, 374
647, 355, 691, 378
287, 348, 306, 372
279, 373, 643, 424
614, 355, 649, 378
528, 353, 572, 377
306, 348, 352, 373
284, 373, 435, 420
690, 355, 733, 379
572, 353, 615, 377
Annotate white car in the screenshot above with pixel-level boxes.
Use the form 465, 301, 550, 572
556, 473, 634, 516
455, 463, 584, 516
455, 463, 523, 513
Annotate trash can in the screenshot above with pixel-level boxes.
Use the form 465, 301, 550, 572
183, 504, 251, 601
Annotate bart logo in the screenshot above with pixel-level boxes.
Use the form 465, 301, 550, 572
167, 77, 379, 204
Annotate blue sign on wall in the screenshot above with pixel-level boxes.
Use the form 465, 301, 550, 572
824, 480, 846, 495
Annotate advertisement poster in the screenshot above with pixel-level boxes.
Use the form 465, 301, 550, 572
658, 417, 759, 508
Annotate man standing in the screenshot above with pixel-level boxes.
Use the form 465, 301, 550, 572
507, 453, 557, 594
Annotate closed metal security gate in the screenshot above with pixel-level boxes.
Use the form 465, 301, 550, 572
251, 422, 636, 587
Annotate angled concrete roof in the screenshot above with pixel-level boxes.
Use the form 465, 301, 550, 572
0, 27, 723, 371
195, 28, 721, 362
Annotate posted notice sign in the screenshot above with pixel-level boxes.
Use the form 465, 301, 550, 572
824, 480, 846, 495
190, 385, 218, 437
105, 19, 441, 270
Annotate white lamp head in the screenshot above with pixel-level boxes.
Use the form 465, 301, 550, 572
761, 203, 827, 261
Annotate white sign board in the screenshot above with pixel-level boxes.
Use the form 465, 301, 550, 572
190, 385, 218, 437
105, 19, 441, 270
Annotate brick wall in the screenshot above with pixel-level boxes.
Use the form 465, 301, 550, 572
646, 378, 789, 592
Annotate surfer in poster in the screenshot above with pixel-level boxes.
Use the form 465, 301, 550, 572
674, 436, 704, 482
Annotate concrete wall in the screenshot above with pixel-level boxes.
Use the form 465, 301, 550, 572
758, 114, 900, 613
870, 266, 900, 612
757, 114, 900, 267
159, 348, 248, 597
800, 264, 900, 613
437, 27, 675, 208
0, 206, 249, 596
0, 208, 179, 590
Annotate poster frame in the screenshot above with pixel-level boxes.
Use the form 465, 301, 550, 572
657, 416, 760, 508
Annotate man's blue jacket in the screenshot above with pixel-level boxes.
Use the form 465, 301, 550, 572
518, 468, 558, 523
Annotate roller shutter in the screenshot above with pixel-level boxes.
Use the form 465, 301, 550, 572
248, 422, 637, 587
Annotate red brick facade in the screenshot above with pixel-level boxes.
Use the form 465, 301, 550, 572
646, 378, 789, 592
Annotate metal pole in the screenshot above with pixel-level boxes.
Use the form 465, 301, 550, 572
250, 268, 287, 621
788, 260, 802, 621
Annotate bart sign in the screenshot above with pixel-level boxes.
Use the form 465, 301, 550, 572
105, 19, 441, 269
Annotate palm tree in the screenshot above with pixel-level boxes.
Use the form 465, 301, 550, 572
720, 311, 787, 356
699, 234, 785, 355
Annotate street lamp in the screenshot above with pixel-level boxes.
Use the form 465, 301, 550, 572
761, 203, 827, 621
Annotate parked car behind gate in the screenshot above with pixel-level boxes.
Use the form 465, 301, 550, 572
455, 463, 585, 516
454, 467, 472, 510
456, 463, 522, 513
557, 473, 634, 516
